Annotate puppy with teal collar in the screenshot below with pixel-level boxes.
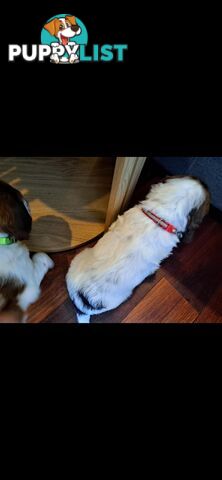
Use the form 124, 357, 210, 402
0, 181, 54, 322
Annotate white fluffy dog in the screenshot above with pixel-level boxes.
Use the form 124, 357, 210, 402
66, 176, 210, 323
0, 180, 54, 322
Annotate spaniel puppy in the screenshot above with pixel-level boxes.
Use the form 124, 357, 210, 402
66, 176, 210, 323
0, 181, 54, 322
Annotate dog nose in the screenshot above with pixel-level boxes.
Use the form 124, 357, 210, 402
71, 24, 80, 32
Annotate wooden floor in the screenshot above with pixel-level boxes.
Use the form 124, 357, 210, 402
0, 157, 115, 252
27, 185, 222, 323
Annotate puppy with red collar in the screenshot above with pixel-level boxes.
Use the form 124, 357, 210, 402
66, 176, 210, 323
0, 181, 54, 322
44, 15, 81, 64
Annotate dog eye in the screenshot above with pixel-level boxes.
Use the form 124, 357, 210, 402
59, 25, 64, 30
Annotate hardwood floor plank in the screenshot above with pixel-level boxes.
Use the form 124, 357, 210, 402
162, 219, 222, 313
92, 270, 164, 323
122, 278, 183, 323
44, 299, 75, 323
27, 272, 68, 323
195, 285, 222, 323
163, 297, 198, 323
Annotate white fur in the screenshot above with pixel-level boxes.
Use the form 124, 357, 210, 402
0, 242, 54, 318
66, 177, 208, 323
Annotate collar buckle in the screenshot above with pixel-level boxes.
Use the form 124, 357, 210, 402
141, 208, 182, 240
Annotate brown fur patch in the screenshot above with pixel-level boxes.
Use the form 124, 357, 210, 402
0, 278, 25, 323
0, 180, 32, 240
183, 196, 211, 243
44, 18, 61, 37
182, 179, 210, 243
44, 16, 79, 37
65, 15, 78, 26
162, 175, 211, 243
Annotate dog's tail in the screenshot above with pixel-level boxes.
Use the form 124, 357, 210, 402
76, 312, 90, 324
66, 280, 91, 323
72, 300, 91, 323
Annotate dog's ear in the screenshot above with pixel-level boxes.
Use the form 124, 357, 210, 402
44, 18, 59, 36
0, 196, 32, 241
65, 15, 77, 26
0, 202, 14, 236
183, 191, 211, 243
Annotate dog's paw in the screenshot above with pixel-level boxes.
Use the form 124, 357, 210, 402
50, 54, 60, 64
69, 54, 79, 64
33, 253, 55, 270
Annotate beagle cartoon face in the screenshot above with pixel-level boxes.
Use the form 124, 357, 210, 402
44, 16, 81, 45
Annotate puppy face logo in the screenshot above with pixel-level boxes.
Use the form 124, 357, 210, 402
44, 16, 81, 44
8, 14, 128, 63
41, 14, 88, 64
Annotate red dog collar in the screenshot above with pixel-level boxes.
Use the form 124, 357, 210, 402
141, 208, 183, 239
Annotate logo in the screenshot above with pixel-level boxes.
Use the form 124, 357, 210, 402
8, 13, 128, 63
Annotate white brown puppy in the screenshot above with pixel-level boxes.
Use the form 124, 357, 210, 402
44, 15, 81, 64
66, 176, 210, 323
0, 181, 54, 323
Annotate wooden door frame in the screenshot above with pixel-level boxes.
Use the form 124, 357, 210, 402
105, 156, 147, 228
